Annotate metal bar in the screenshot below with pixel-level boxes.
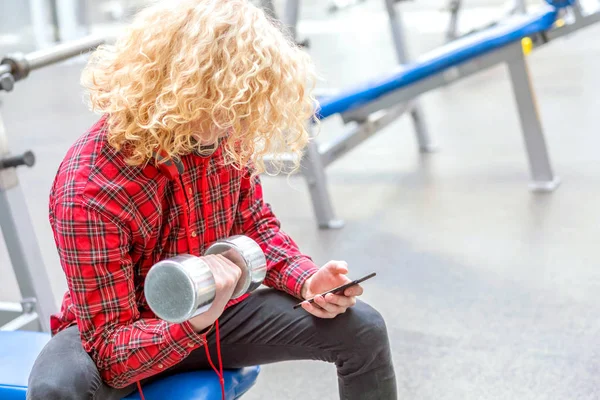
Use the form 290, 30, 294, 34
55, 0, 82, 41
301, 126, 344, 229
572, 1, 585, 22
264, 104, 410, 173
262, 152, 298, 174
543, 11, 600, 41
384, 0, 409, 65
446, 0, 462, 41
26, 34, 106, 71
329, 0, 365, 13
49, 0, 61, 42
0, 187, 57, 332
260, 0, 278, 20
282, 0, 301, 41
321, 103, 412, 167
0, 312, 39, 331
0, 64, 11, 77
0, 302, 23, 313
383, 0, 436, 152
29, 0, 55, 48
0, 113, 56, 332
514, 0, 527, 15
507, 53, 560, 191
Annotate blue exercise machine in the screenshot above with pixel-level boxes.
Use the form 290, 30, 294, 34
268, 0, 600, 229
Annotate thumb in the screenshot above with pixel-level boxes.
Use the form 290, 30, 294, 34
325, 260, 348, 275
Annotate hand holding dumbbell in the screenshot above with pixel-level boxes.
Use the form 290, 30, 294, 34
188, 254, 243, 330
144, 235, 267, 325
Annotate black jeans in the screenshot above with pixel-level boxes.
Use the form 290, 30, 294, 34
27, 289, 397, 400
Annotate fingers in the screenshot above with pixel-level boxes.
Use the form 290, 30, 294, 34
313, 295, 346, 314
301, 300, 336, 319
220, 248, 245, 269
204, 254, 242, 291
324, 260, 348, 275
212, 254, 242, 278
324, 293, 356, 308
343, 284, 363, 297
301, 292, 360, 319
202, 255, 243, 319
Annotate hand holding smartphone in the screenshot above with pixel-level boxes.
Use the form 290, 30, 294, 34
293, 272, 376, 309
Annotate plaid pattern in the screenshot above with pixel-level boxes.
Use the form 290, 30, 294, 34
49, 117, 319, 388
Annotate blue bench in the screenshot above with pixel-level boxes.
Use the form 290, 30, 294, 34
0, 330, 259, 400
293, 5, 564, 229
317, 7, 558, 119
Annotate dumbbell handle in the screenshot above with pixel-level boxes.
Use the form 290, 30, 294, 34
144, 236, 267, 323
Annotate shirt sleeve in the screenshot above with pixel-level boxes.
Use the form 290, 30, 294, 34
51, 199, 209, 389
233, 168, 319, 298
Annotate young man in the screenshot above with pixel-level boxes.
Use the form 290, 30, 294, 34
27, 1, 396, 399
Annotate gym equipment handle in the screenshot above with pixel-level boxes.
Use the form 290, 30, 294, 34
0, 151, 35, 170
0, 35, 110, 91
26, 36, 107, 72
144, 235, 267, 323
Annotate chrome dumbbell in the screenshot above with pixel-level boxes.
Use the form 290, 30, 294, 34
144, 235, 267, 323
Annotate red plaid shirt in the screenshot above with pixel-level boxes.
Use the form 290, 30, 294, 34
49, 116, 319, 388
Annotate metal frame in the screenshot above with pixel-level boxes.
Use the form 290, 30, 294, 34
0, 112, 54, 332
298, 103, 414, 228
0, 36, 108, 331
445, 0, 528, 41
282, 0, 300, 39
327, 0, 367, 13
259, 0, 278, 20
264, 0, 310, 47
277, 0, 600, 228
544, 3, 600, 40
264, 0, 435, 228
507, 52, 559, 190
384, 0, 436, 153
292, 42, 560, 228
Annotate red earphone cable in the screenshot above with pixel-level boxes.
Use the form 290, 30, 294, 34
136, 380, 146, 400
204, 320, 225, 399
137, 320, 225, 400
216, 320, 225, 398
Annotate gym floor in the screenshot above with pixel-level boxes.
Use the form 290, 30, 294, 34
1, 0, 600, 399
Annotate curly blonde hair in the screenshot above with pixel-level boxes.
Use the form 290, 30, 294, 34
82, 0, 318, 174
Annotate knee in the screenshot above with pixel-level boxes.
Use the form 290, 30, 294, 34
27, 343, 101, 400
27, 380, 71, 400
28, 365, 100, 400
334, 301, 391, 365
346, 301, 390, 351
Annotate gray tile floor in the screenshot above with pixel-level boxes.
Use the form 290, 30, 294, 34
1, 1, 600, 399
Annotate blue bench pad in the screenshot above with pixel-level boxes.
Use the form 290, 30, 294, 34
0, 330, 50, 400
0, 331, 259, 400
318, 8, 557, 119
123, 367, 260, 400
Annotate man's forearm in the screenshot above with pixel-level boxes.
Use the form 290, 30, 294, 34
89, 318, 209, 388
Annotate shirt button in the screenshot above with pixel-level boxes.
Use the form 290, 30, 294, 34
187, 187, 193, 195
187, 342, 195, 348
158, 363, 164, 369
191, 231, 197, 238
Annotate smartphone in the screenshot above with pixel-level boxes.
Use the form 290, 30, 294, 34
293, 272, 376, 309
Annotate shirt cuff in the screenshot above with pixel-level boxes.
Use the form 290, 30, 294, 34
286, 258, 319, 299
166, 321, 210, 357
